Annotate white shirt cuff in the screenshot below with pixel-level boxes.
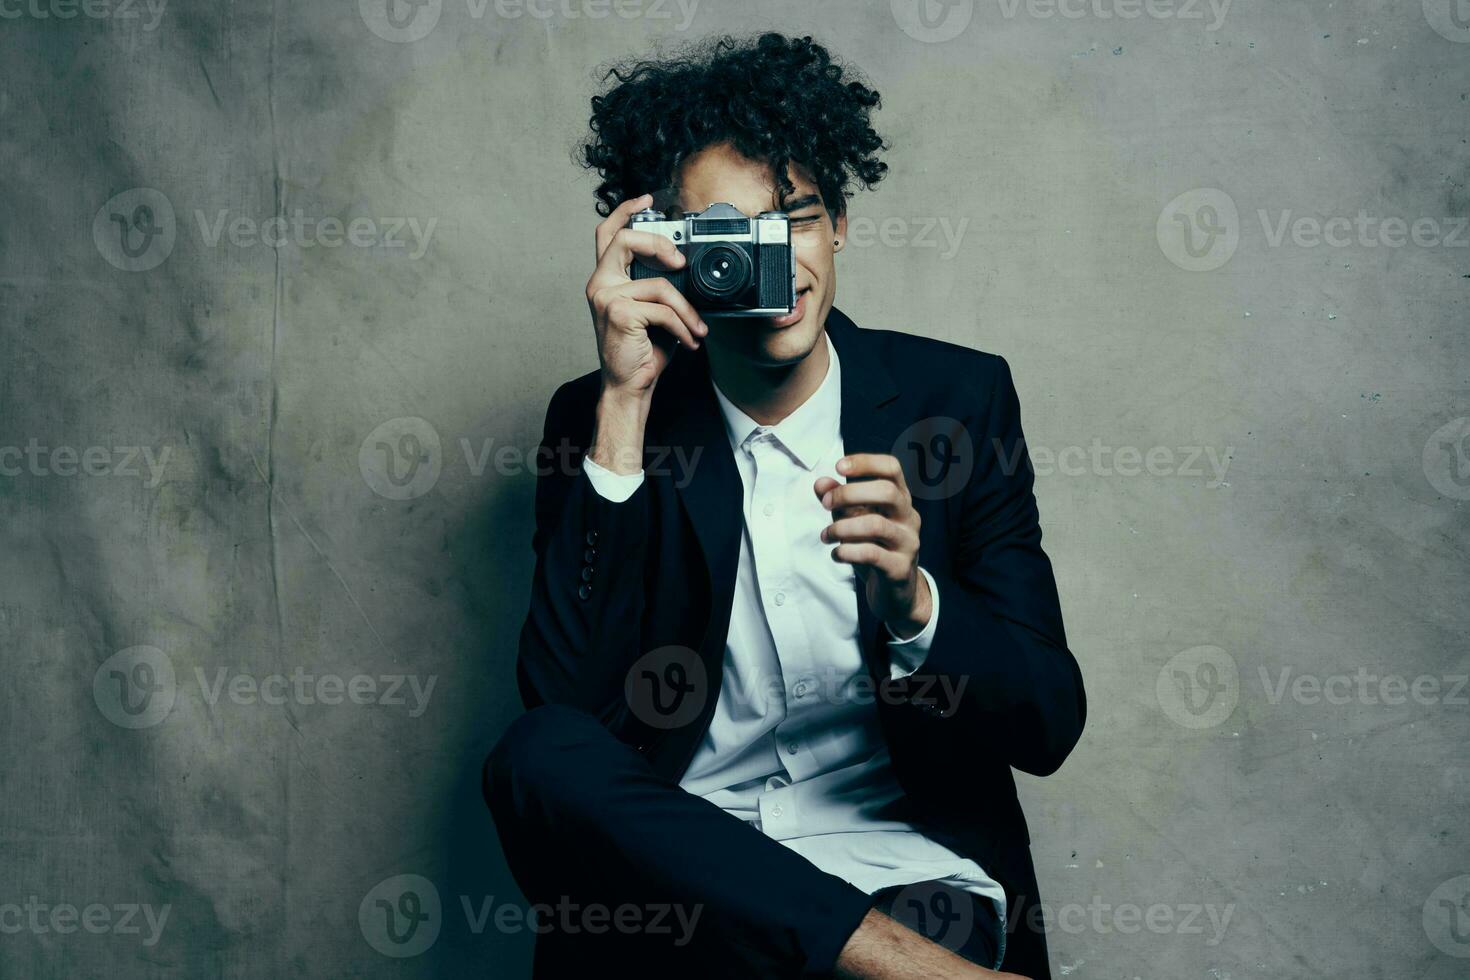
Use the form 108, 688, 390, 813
582, 455, 645, 503
886, 566, 939, 679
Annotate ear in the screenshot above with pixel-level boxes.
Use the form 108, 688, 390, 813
833, 210, 849, 253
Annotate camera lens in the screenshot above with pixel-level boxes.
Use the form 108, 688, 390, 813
690, 244, 752, 303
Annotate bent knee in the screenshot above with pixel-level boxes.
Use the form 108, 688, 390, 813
483, 704, 612, 815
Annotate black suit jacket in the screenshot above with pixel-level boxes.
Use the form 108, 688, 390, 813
516, 307, 1086, 979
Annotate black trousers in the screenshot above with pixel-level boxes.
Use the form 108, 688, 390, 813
484, 704, 1002, 977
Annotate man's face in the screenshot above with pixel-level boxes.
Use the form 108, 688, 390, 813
674, 142, 846, 368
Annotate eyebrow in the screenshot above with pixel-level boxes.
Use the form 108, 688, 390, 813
781, 194, 824, 213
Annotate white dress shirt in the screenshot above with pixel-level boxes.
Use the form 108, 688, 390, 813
582, 332, 1006, 951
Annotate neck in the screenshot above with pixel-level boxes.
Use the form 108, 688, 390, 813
707, 332, 831, 427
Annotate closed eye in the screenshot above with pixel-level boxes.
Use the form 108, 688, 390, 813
782, 194, 826, 227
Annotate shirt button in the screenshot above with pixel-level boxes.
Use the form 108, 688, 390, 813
793, 682, 809, 696
786, 742, 799, 754
585, 530, 598, 546
577, 583, 592, 601
762, 502, 776, 517
773, 591, 786, 606
770, 805, 784, 818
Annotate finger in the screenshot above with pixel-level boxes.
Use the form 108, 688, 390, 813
821, 514, 916, 552
618, 276, 707, 338
836, 453, 908, 491
604, 297, 700, 350
830, 542, 908, 580
813, 475, 841, 500
595, 193, 653, 261
820, 479, 906, 515
592, 228, 686, 291
592, 277, 707, 341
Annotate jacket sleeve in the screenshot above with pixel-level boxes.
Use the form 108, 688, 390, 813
516, 381, 651, 730
893, 355, 1086, 776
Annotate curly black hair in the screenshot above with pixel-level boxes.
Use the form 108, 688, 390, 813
581, 33, 888, 218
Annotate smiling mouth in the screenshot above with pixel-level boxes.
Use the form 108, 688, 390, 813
765, 288, 810, 328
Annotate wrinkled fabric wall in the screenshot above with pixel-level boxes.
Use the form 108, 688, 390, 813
1, 1, 1466, 976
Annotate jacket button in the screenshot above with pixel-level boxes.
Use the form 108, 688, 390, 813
581, 565, 595, 582
578, 583, 592, 600
585, 530, 599, 546
584, 548, 597, 563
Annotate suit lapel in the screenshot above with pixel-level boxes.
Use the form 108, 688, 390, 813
650, 348, 743, 658
826, 308, 905, 669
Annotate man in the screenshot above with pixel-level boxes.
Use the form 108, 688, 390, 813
485, 33, 1085, 979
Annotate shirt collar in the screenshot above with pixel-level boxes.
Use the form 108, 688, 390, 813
710, 331, 841, 471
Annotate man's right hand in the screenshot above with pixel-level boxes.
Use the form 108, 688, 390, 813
584, 193, 708, 475
586, 192, 707, 398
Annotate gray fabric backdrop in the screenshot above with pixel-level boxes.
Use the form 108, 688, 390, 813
2, 0, 1467, 976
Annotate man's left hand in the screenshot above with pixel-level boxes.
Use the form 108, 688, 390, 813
815, 453, 932, 639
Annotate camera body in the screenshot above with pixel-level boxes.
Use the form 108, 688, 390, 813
627, 203, 796, 317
